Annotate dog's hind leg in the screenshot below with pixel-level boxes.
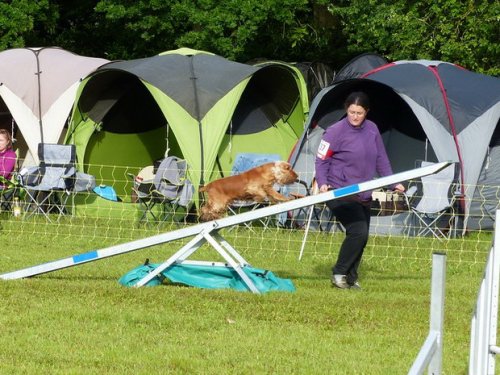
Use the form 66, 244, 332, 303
199, 199, 230, 221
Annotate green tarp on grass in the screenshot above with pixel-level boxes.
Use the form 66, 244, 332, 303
119, 262, 296, 293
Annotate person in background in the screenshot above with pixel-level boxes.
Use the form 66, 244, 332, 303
315, 91, 405, 290
0, 129, 17, 186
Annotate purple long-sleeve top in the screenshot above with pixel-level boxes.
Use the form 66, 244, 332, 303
315, 117, 393, 201
0, 149, 16, 181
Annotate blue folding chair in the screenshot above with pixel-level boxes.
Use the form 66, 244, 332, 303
227, 153, 284, 228
19, 143, 95, 220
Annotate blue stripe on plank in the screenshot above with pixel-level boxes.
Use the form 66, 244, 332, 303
73, 251, 98, 264
332, 184, 360, 198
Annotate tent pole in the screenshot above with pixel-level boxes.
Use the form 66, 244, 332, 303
299, 204, 315, 261
189, 55, 205, 186
34, 48, 44, 145
165, 123, 170, 157
299, 179, 319, 260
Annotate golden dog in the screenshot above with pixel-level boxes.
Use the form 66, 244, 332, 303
199, 161, 298, 221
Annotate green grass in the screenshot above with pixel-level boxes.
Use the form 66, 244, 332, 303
0, 217, 492, 374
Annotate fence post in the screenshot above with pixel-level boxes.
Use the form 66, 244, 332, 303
469, 210, 500, 374
408, 252, 446, 375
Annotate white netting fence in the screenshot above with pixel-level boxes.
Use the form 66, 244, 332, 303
0, 161, 496, 266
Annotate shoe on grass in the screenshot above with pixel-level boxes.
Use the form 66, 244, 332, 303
331, 274, 349, 289
349, 281, 362, 290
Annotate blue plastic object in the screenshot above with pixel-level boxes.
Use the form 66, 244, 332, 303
93, 185, 119, 201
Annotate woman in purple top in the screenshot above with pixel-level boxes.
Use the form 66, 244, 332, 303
0, 129, 17, 186
315, 92, 404, 290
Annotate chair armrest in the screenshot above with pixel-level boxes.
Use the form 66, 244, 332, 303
17, 166, 41, 186
402, 185, 418, 207
74, 172, 96, 192
159, 176, 184, 187
405, 185, 418, 198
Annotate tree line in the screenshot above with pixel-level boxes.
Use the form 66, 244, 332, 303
1, 0, 498, 75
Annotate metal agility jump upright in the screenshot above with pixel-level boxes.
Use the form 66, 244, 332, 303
0, 162, 451, 293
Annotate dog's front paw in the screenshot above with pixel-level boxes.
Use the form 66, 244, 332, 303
199, 211, 224, 222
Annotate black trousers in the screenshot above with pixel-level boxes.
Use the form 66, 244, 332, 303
327, 199, 371, 285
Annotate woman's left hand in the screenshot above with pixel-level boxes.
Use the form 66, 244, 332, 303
393, 183, 405, 192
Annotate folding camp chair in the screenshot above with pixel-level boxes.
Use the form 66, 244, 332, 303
130, 156, 194, 224
153, 156, 194, 223
129, 165, 157, 221
403, 161, 462, 239
19, 143, 95, 220
227, 153, 283, 229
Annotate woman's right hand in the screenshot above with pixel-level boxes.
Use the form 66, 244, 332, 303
319, 184, 330, 193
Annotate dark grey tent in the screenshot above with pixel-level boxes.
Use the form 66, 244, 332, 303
333, 52, 388, 82
290, 53, 387, 102
292, 61, 335, 101
289, 60, 500, 232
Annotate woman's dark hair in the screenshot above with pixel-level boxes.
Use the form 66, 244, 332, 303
344, 91, 370, 111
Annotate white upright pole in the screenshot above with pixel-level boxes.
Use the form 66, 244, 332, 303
408, 252, 446, 375
469, 210, 500, 374
428, 252, 446, 374
299, 182, 319, 260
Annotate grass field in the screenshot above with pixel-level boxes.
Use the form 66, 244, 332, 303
0, 217, 493, 374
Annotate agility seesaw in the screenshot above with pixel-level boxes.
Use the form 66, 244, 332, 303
0, 162, 451, 293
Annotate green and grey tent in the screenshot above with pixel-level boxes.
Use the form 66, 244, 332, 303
65, 48, 308, 204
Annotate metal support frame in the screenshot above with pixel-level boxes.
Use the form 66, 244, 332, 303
23, 189, 70, 222
408, 252, 446, 375
134, 222, 260, 293
0, 162, 451, 291
469, 210, 500, 374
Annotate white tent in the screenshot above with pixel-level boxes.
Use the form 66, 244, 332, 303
0, 47, 108, 165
